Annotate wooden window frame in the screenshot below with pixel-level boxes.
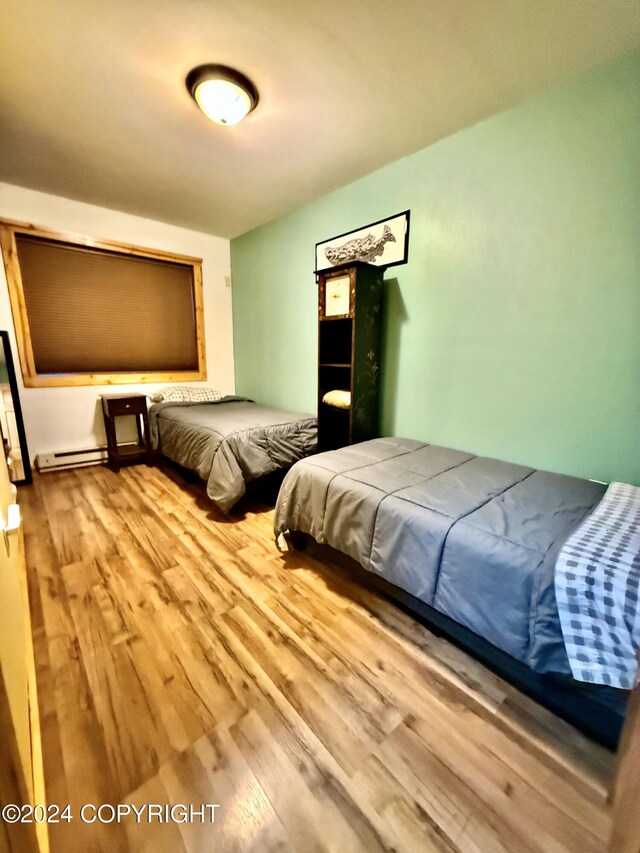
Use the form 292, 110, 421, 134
0, 218, 207, 388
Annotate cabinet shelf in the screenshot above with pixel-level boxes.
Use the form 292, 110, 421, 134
321, 401, 351, 411
317, 263, 382, 452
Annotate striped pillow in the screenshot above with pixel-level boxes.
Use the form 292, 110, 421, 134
150, 386, 224, 404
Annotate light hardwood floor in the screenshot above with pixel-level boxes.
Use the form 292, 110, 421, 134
21, 463, 615, 852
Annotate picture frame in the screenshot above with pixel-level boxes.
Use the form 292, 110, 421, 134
315, 210, 410, 274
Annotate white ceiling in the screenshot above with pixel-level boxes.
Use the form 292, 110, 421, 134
2, 0, 640, 239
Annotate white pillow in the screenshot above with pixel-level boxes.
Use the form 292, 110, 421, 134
149, 386, 224, 404
322, 389, 351, 409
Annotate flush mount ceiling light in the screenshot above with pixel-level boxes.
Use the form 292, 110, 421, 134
186, 64, 259, 127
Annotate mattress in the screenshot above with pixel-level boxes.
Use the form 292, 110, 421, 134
274, 437, 607, 676
149, 397, 317, 511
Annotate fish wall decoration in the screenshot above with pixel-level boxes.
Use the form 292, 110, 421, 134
324, 224, 395, 265
315, 211, 410, 273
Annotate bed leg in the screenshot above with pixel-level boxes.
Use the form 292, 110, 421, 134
287, 530, 308, 551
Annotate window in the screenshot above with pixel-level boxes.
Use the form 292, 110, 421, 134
0, 220, 206, 387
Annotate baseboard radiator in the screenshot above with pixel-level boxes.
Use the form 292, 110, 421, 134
36, 446, 109, 472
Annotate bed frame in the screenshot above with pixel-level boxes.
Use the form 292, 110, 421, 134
289, 531, 628, 750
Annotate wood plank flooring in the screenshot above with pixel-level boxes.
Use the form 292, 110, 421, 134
20, 463, 615, 852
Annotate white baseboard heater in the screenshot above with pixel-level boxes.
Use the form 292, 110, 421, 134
36, 446, 109, 472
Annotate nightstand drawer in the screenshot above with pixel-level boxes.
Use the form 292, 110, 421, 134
102, 396, 147, 417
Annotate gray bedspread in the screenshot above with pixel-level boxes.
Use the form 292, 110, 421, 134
274, 437, 606, 675
149, 397, 317, 511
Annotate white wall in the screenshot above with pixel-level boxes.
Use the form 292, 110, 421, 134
0, 182, 234, 458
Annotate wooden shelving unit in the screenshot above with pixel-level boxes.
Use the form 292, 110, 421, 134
316, 261, 383, 452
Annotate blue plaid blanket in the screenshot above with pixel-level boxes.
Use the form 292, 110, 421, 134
555, 481, 640, 689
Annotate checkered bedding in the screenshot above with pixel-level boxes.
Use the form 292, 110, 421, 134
149, 385, 225, 404
555, 481, 640, 689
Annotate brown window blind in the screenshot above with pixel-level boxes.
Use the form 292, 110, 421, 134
14, 234, 199, 375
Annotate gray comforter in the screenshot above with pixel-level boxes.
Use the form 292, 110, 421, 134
149, 397, 317, 511
274, 437, 606, 675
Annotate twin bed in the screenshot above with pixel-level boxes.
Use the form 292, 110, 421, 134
148, 394, 634, 746
148, 395, 317, 512
274, 437, 635, 747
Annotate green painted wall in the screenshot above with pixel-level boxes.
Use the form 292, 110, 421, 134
231, 51, 640, 485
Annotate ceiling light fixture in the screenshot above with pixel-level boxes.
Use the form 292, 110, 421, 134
186, 64, 259, 127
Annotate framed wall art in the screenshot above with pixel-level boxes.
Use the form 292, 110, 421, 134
315, 210, 410, 273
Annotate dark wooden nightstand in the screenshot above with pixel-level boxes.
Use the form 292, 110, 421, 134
101, 393, 151, 471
